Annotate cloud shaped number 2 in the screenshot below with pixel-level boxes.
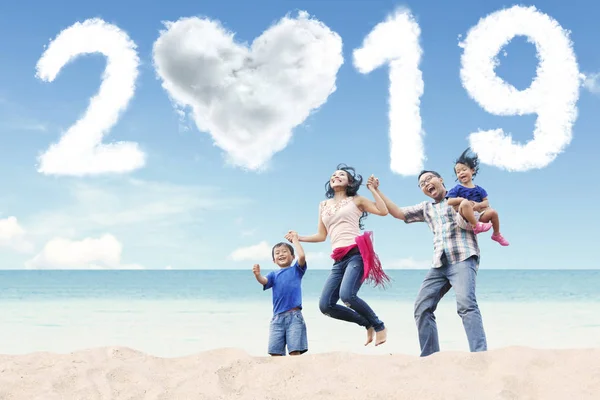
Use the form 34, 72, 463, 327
34, 5, 581, 177
35, 19, 146, 176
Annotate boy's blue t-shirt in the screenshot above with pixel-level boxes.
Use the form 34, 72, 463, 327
447, 184, 488, 203
263, 260, 306, 315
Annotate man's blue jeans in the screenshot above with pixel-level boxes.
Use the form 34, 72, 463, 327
319, 252, 385, 332
414, 255, 487, 357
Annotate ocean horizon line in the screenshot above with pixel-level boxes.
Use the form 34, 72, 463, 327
0, 268, 598, 271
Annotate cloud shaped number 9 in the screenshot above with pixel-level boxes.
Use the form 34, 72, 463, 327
459, 5, 582, 172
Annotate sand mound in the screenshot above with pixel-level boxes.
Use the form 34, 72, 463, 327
0, 346, 598, 399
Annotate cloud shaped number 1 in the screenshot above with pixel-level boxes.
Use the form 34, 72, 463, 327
353, 8, 425, 176
34, 5, 581, 176
35, 18, 146, 176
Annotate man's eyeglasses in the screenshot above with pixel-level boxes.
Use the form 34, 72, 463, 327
418, 174, 436, 188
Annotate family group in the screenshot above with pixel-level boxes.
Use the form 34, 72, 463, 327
251, 148, 509, 357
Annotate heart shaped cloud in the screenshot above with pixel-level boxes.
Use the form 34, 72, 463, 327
153, 11, 344, 170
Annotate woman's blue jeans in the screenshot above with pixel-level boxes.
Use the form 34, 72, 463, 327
319, 252, 385, 332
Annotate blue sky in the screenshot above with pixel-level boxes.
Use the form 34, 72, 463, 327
0, 0, 597, 270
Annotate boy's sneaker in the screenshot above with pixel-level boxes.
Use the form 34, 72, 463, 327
491, 233, 510, 246
472, 222, 492, 234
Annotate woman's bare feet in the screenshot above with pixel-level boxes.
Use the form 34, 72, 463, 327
375, 327, 387, 346
365, 327, 375, 346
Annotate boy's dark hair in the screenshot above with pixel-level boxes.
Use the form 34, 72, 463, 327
272, 242, 294, 259
454, 147, 480, 178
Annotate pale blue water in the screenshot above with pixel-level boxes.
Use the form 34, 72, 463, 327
1, 270, 599, 357
1, 269, 598, 301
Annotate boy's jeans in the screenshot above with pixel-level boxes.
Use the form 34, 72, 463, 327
414, 255, 487, 357
319, 252, 385, 332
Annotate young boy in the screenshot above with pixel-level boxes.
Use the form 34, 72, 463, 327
252, 232, 308, 356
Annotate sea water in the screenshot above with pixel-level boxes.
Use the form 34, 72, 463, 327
1, 270, 599, 357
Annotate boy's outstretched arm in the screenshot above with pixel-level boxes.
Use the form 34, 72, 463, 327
252, 264, 268, 285
286, 232, 306, 267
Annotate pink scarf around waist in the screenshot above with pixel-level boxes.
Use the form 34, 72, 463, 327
330, 231, 390, 288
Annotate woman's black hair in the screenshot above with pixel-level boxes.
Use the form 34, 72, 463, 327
325, 163, 368, 230
454, 147, 480, 179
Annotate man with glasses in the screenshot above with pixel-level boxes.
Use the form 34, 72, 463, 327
367, 171, 487, 357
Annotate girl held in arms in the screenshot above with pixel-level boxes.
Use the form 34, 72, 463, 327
447, 148, 509, 246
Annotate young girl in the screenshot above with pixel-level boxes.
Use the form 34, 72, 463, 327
447, 148, 509, 246
287, 163, 390, 347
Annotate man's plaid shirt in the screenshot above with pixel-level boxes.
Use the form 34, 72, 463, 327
400, 198, 480, 269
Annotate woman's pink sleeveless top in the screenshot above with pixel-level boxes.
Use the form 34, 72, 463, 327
320, 197, 361, 250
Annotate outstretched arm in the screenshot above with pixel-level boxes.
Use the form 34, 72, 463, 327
295, 203, 327, 243
252, 264, 268, 286
368, 176, 406, 220
355, 176, 388, 216
284, 231, 306, 267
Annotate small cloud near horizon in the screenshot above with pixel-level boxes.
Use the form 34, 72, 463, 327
229, 241, 272, 262
25, 233, 143, 270
0, 217, 34, 253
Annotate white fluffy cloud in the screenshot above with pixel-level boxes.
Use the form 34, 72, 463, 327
583, 72, 600, 94
35, 18, 145, 176
459, 5, 580, 172
152, 11, 343, 170
229, 241, 272, 262
353, 7, 425, 176
0, 216, 33, 253
22, 178, 246, 269
25, 234, 142, 270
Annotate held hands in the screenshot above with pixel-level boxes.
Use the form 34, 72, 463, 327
252, 263, 261, 276
285, 231, 299, 243
367, 175, 380, 190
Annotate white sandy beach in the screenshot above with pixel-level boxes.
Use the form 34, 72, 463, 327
0, 346, 598, 399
